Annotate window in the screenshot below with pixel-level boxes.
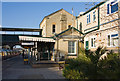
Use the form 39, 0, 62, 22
112, 38, 118, 46
111, 34, 118, 47
85, 41, 89, 50
107, 4, 110, 14
68, 25, 71, 29
91, 37, 96, 47
87, 14, 90, 24
52, 24, 55, 33
107, 34, 118, 47
89, 14, 90, 23
80, 22, 82, 32
108, 35, 110, 46
93, 11, 96, 21
107, 0, 118, 14
111, 3, 118, 13
87, 15, 89, 24
68, 41, 76, 55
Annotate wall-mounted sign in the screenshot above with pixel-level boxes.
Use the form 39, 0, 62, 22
21, 42, 34, 45
60, 35, 83, 39
23, 46, 30, 49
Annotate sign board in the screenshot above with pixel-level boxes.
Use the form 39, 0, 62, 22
60, 35, 83, 39
23, 46, 30, 49
21, 42, 34, 45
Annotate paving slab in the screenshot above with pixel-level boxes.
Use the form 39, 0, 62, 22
2, 55, 65, 79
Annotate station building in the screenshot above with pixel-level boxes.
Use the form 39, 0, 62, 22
77, 0, 120, 53
40, 9, 84, 61
39, 0, 120, 61
2, 0, 119, 62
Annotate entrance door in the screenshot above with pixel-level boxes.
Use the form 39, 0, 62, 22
85, 41, 89, 50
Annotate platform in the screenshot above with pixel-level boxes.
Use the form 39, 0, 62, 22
31, 60, 59, 68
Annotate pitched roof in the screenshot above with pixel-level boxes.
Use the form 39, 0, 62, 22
54, 27, 84, 37
40, 8, 74, 26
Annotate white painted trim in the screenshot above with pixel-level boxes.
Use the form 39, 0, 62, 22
93, 10, 96, 22
84, 37, 88, 49
90, 36, 96, 48
68, 41, 76, 55
107, 33, 119, 47
107, 34, 111, 47
106, 0, 119, 16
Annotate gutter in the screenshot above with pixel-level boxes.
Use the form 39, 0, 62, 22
76, 16, 78, 29
98, 7, 100, 30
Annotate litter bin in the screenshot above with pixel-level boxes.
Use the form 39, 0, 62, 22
24, 55, 28, 64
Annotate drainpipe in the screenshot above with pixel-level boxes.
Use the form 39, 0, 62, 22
118, 1, 120, 56
97, 6, 100, 30
76, 16, 78, 29
77, 40, 79, 57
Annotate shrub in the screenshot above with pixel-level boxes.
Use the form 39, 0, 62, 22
63, 54, 94, 79
63, 46, 120, 79
97, 53, 120, 79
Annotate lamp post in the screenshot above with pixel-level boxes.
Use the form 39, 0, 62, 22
118, 1, 120, 56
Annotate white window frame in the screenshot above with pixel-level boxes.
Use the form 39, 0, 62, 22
107, 33, 118, 47
68, 41, 76, 55
107, 34, 111, 47
111, 36, 119, 47
93, 11, 96, 22
106, 0, 118, 15
91, 37, 96, 48
87, 14, 90, 24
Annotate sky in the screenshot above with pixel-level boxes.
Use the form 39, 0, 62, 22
2, 2, 99, 29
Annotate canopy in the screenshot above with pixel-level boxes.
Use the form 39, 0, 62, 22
19, 36, 55, 42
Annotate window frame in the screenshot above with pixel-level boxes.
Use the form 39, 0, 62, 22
93, 11, 96, 22
84, 38, 88, 49
107, 35, 111, 47
107, 0, 118, 15
52, 24, 56, 34
91, 37, 96, 48
68, 25, 71, 29
68, 41, 76, 55
107, 33, 118, 47
112, 37, 118, 47
111, 3, 118, 13
87, 14, 91, 24
79, 22, 82, 32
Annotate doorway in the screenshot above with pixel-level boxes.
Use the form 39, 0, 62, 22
85, 41, 89, 50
